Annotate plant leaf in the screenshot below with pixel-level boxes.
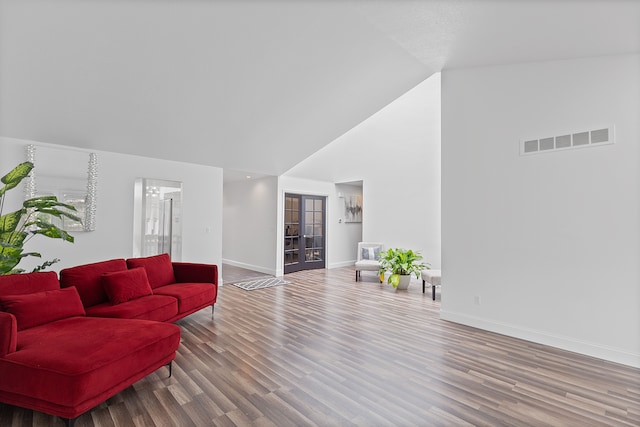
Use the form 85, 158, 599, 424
23, 196, 77, 211
0, 245, 23, 258
34, 208, 82, 222
0, 162, 33, 197
31, 221, 74, 242
389, 274, 400, 288
0, 231, 27, 247
0, 249, 23, 275
0, 210, 25, 233
23, 196, 82, 223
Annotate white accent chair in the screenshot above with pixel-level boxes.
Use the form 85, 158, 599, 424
355, 242, 384, 282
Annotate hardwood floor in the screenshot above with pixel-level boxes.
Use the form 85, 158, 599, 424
221, 264, 273, 285
1, 267, 639, 426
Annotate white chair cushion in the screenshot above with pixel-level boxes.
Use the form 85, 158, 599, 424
421, 269, 441, 286
355, 260, 380, 271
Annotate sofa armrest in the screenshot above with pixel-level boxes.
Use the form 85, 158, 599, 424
0, 311, 17, 357
172, 262, 218, 286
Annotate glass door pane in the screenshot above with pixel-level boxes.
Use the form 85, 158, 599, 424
284, 194, 301, 272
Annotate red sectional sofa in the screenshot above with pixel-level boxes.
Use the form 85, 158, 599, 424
0, 254, 218, 427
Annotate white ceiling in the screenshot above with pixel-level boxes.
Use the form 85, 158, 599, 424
1, 1, 638, 178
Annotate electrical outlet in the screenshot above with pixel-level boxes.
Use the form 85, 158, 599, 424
474, 296, 481, 305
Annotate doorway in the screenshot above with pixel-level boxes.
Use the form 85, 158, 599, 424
284, 193, 326, 274
133, 178, 182, 260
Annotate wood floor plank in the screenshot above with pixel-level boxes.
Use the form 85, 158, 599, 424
1, 266, 639, 426
107, 402, 137, 427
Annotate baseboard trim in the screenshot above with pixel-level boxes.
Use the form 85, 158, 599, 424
328, 260, 356, 269
222, 259, 276, 277
440, 309, 640, 369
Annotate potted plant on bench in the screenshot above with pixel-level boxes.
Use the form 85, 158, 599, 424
378, 247, 428, 290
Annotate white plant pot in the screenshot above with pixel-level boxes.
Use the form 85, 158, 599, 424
396, 274, 411, 290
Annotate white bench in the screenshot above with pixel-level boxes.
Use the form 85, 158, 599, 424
421, 269, 441, 301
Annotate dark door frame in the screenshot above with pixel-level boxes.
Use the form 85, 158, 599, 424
283, 193, 326, 274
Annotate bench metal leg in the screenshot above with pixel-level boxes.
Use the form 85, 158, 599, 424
424, 279, 437, 301
167, 361, 173, 377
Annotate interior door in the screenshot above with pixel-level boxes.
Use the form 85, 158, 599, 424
284, 193, 326, 274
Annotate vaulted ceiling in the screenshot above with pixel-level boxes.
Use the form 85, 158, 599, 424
1, 1, 638, 177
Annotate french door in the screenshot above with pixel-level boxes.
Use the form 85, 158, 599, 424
284, 193, 326, 274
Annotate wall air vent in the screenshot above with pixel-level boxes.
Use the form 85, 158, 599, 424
520, 126, 614, 156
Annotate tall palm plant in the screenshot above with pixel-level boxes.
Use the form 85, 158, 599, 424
0, 162, 80, 274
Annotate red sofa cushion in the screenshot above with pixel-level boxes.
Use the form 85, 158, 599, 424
0, 287, 85, 331
172, 262, 218, 285
60, 259, 128, 307
153, 283, 217, 314
0, 271, 59, 296
85, 295, 178, 322
127, 254, 176, 289
0, 317, 180, 418
0, 312, 17, 357
102, 268, 153, 305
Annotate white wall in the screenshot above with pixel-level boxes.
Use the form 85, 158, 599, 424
284, 74, 442, 270
1, 137, 223, 272
222, 176, 278, 276
441, 54, 640, 368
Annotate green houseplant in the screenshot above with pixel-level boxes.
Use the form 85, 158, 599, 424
0, 161, 80, 275
378, 247, 428, 289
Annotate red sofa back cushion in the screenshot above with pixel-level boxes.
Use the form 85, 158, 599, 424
102, 268, 153, 305
60, 259, 127, 307
127, 254, 176, 289
0, 287, 86, 331
0, 271, 59, 296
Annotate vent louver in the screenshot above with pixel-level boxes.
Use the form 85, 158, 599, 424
520, 126, 614, 156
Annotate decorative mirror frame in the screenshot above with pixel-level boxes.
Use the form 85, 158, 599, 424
24, 144, 98, 232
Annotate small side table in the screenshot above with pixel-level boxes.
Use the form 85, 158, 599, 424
421, 269, 442, 301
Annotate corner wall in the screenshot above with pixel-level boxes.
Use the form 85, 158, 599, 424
441, 54, 640, 367
0, 137, 223, 271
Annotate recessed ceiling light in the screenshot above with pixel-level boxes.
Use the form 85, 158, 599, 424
246, 175, 252, 179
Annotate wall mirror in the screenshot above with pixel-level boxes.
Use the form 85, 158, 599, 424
24, 144, 98, 232
133, 178, 182, 260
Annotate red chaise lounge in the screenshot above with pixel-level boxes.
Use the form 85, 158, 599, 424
0, 272, 180, 426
